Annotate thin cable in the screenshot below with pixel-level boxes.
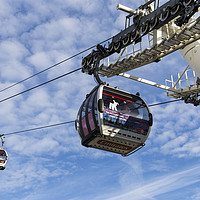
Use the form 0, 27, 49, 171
148, 99, 182, 107
0, 37, 112, 93
0, 67, 81, 104
0, 99, 183, 137
1, 120, 75, 136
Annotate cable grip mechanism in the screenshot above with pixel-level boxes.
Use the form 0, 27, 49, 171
0, 135, 5, 149
82, 44, 105, 85
183, 93, 200, 106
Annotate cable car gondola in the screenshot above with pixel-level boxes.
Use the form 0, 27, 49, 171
0, 136, 8, 170
75, 85, 153, 156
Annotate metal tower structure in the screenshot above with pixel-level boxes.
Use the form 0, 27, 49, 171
82, 0, 200, 106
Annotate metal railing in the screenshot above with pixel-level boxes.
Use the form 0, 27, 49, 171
165, 68, 197, 90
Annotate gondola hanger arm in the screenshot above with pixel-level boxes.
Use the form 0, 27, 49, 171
93, 57, 104, 85
0, 135, 5, 149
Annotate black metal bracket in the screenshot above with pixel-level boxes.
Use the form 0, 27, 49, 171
175, 0, 200, 26
183, 93, 200, 106
82, 44, 106, 85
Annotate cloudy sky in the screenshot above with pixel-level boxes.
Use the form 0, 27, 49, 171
0, 0, 200, 199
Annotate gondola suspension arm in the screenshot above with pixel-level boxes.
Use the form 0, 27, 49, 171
93, 57, 104, 85
0, 135, 5, 149
82, 44, 105, 85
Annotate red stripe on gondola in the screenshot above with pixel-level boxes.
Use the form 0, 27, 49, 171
103, 92, 144, 106
103, 92, 132, 102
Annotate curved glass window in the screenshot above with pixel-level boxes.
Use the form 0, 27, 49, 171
102, 88, 150, 135
0, 150, 6, 162
81, 99, 89, 136
93, 92, 98, 124
79, 89, 98, 137
87, 92, 96, 132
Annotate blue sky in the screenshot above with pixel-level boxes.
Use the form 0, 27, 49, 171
0, 0, 200, 200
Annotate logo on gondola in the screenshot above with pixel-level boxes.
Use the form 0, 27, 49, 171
97, 140, 132, 151
109, 100, 119, 111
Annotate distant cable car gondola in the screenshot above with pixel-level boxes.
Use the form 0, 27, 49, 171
75, 85, 153, 156
0, 136, 7, 170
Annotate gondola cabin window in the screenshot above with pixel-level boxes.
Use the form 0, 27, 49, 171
0, 150, 7, 164
102, 89, 150, 136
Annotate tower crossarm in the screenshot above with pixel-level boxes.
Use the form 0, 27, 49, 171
119, 73, 179, 93
81, 0, 200, 77
99, 15, 200, 77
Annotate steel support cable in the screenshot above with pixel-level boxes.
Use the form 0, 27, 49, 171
148, 99, 182, 107
0, 99, 183, 137
0, 67, 81, 104
0, 120, 75, 137
0, 37, 113, 93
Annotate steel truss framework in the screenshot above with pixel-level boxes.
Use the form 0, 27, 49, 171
81, 0, 200, 106
99, 16, 200, 77
82, 0, 200, 74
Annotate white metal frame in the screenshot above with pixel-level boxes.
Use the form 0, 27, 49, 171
119, 65, 200, 100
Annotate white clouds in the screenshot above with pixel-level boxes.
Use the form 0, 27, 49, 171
23, 88, 51, 109
0, 155, 71, 193
161, 135, 188, 154
148, 159, 169, 172
0, 40, 28, 60
27, 51, 52, 71
106, 165, 200, 200
154, 130, 176, 144
192, 191, 200, 200
26, 17, 83, 51
0, 1, 12, 17
166, 128, 200, 157
118, 157, 144, 191
0, 0, 199, 200
0, 40, 31, 81
149, 102, 200, 157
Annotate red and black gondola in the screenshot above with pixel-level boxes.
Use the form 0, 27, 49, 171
0, 149, 8, 170
76, 85, 153, 156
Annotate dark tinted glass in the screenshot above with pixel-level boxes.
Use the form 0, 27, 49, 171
81, 99, 89, 136
0, 150, 6, 160
102, 88, 150, 135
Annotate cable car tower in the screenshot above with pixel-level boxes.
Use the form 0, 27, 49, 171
77, 0, 200, 156
82, 0, 200, 106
